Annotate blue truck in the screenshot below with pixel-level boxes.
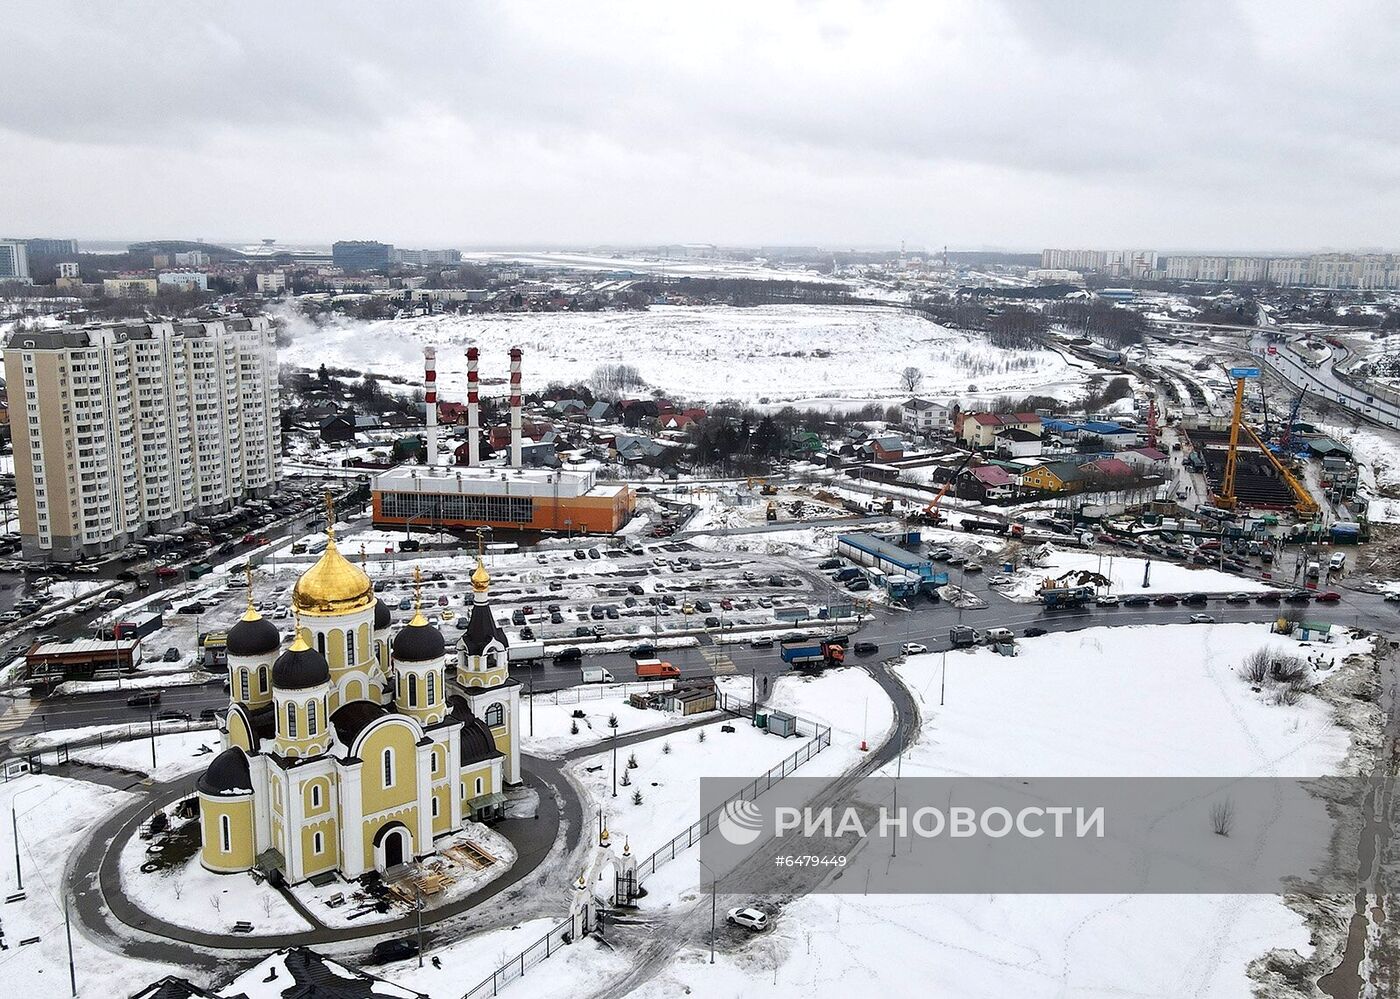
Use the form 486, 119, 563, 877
779, 638, 846, 668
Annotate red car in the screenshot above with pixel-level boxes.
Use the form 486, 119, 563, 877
155, 566, 180, 579
1315, 591, 1342, 603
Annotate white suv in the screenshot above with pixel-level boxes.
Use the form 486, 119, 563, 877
727, 907, 768, 931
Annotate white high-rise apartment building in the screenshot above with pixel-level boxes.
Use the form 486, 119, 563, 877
0, 240, 29, 283
4, 315, 280, 560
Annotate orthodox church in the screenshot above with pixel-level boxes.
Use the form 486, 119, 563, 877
196, 507, 521, 883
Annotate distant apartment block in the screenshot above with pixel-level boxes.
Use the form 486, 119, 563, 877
103, 275, 158, 298
157, 270, 209, 292
1163, 252, 1400, 289
332, 240, 393, 273
24, 238, 78, 259
4, 316, 281, 560
0, 240, 30, 283
393, 247, 462, 266
173, 250, 209, 267
256, 270, 287, 293
1039, 248, 1157, 278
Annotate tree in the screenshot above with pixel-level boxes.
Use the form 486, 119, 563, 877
900, 366, 925, 393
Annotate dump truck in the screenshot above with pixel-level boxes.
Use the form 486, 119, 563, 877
779, 639, 846, 668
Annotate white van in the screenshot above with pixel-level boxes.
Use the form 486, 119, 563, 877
1329, 552, 1346, 571
581, 666, 614, 684
982, 627, 1015, 644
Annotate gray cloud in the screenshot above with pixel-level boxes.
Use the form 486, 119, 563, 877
2, 0, 1398, 250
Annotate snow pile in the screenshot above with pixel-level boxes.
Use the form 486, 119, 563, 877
1008, 549, 1275, 601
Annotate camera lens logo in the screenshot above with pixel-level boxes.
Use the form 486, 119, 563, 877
717, 799, 764, 846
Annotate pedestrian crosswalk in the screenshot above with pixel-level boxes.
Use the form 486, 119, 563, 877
702, 650, 737, 675
0, 698, 37, 736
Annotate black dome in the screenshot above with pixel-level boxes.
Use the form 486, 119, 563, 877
392, 618, 445, 663
374, 599, 392, 630
462, 601, 509, 657
449, 696, 503, 765
272, 644, 330, 690
226, 614, 280, 657
196, 746, 252, 796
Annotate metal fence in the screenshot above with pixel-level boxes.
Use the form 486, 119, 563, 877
634, 700, 832, 882
459, 906, 589, 999
526, 680, 674, 706
457, 694, 832, 999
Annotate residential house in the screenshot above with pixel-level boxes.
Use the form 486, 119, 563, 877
862, 435, 906, 462
1019, 460, 1089, 494
1119, 446, 1168, 473
962, 464, 1017, 501
901, 397, 950, 431
956, 411, 1042, 448
586, 400, 613, 423
319, 412, 380, 444
1082, 457, 1136, 480
993, 427, 1043, 459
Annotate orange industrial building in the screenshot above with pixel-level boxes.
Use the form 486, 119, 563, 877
370, 465, 634, 535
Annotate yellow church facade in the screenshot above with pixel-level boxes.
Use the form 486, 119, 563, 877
197, 514, 521, 884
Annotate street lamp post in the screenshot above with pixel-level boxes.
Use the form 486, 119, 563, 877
11, 783, 43, 890
698, 859, 718, 964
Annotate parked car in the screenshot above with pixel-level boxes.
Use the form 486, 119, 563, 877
749, 636, 774, 649
368, 938, 420, 964
158, 708, 192, 721
199, 707, 219, 722
1385, 592, 1400, 603
162, 647, 182, 662
1095, 595, 1119, 607
126, 691, 161, 708
1123, 595, 1151, 607
900, 642, 928, 655
587, 548, 601, 560
1189, 613, 1216, 624
1255, 592, 1281, 605
1023, 627, 1047, 637
1284, 591, 1312, 604
1225, 592, 1252, 604
177, 602, 205, 615
1181, 593, 1208, 606
1315, 591, 1342, 603
854, 641, 879, 655
155, 566, 180, 579
726, 907, 768, 932
555, 647, 583, 662
1152, 594, 1178, 606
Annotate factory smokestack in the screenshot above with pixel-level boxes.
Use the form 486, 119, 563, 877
423, 346, 438, 466
466, 345, 480, 466
509, 346, 523, 468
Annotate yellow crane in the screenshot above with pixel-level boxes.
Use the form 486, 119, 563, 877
1214, 365, 1319, 516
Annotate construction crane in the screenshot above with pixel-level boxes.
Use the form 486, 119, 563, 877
1279, 392, 1304, 451
1215, 366, 1259, 510
922, 450, 978, 524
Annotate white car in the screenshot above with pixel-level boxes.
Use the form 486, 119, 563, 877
726, 907, 768, 931
1095, 594, 1120, 607
1189, 613, 1215, 624
901, 642, 928, 655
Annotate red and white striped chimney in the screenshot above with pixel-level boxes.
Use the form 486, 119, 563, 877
423, 346, 438, 466
509, 346, 523, 468
466, 345, 480, 466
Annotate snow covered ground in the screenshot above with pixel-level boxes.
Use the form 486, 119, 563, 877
625, 624, 1371, 998
278, 304, 1088, 408
0, 774, 182, 997
521, 686, 716, 759
70, 729, 220, 781
1008, 549, 1276, 601
119, 827, 312, 936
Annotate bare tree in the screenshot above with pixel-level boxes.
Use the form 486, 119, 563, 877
900, 366, 925, 394
1210, 798, 1234, 837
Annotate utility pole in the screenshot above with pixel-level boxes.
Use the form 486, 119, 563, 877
64, 894, 76, 996
611, 730, 618, 798
149, 707, 157, 770
940, 651, 947, 706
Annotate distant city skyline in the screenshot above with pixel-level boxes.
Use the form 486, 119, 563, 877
4, 1, 1399, 250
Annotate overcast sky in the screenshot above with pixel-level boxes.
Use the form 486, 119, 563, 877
3, 0, 1397, 252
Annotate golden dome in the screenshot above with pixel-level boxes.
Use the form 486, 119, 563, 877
292, 537, 374, 616
471, 559, 490, 593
